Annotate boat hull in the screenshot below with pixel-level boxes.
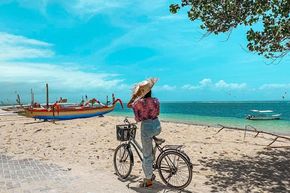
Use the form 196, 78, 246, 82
25, 98, 123, 120
246, 117, 280, 120
25, 105, 116, 120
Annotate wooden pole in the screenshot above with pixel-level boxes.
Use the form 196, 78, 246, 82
112, 93, 115, 103
31, 88, 34, 106
46, 83, 49, 109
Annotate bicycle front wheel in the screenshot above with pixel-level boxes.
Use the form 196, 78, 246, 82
157, 150, 192, 190
113, 143, 133, 179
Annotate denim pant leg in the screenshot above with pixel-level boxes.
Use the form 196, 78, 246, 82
141, 119, 161, 179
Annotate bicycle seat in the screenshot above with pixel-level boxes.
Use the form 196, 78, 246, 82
153, 136, 165, 145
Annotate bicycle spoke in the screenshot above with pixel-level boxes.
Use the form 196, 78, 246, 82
159, 168, 171, 173
165, 173, 173, 182
165, 154, 178, 170
119, 148, 126, 161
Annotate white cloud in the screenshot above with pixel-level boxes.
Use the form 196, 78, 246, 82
0, 62, 123, 90
158, 84, 176, 91
182, 78, 212, 90
0, 32, 126, 91
0, 32, 51, 46
181, 84, 200, 90
69, 0, 129, 17
156, 84, 176, 91
0, 32, 54, 61
182, 78, 247, 90
199, 78, 212, 87
215, 80, 247, 90
259, 83, 290, 90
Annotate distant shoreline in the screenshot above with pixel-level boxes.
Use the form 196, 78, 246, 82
1, 100, 290, 107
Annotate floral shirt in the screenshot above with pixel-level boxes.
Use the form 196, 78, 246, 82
132, 97, 160, 122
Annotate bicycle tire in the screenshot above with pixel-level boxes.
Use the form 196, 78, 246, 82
157, 150, 192, 190
113, 143, 133, 179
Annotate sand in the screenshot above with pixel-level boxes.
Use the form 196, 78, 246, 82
0, 112, 289, 192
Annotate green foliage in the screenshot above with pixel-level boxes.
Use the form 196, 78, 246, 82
170, 0, 290, 59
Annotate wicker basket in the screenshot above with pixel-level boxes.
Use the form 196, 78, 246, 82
116, 124, 136, 141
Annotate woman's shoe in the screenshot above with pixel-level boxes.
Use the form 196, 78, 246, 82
151, 174, 156, 181
139, 178, 153, 188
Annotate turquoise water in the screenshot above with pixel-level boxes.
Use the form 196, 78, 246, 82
111, 101, 290, 135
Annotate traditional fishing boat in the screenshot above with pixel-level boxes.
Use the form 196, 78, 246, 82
18, 84, 123, 120
24, 98, 123, 120
246, 110, 281, 120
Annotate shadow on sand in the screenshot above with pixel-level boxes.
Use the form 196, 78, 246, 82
199, 148, 290, 193
117, 174, 193, 193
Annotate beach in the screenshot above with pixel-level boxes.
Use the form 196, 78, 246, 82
0, 111, 289, 193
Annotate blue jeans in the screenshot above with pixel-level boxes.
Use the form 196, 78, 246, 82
141, 118, 161, 179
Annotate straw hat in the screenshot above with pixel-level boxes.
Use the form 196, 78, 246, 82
132, 77, 158, 101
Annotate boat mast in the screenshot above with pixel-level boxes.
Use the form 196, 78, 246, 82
31, 88, 34, 106
46, 83, 49, 109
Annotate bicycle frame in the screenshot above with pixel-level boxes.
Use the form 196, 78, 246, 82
126, 134, 164, 167
128, 137, 143, 162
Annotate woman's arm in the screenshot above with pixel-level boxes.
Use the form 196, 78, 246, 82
127, 94, 137, 108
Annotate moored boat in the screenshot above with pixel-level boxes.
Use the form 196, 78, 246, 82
24, 98, 123, 120
246, 110, 281, 120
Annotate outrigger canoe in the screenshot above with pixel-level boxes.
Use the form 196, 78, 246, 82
25, 99, 123, 120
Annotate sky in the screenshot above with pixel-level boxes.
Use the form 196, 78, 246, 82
0, 0, 289, 104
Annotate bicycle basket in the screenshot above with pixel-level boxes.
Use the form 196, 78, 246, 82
116, 124, 137, 141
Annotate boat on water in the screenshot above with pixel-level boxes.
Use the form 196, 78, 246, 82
246, 110, 281, 120
24, 98, 123, 120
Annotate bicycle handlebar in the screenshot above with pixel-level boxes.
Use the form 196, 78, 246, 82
124, 117, 130, 124
124, 117, 138, 126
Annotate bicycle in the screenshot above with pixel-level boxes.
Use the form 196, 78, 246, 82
113, 118, 193, 190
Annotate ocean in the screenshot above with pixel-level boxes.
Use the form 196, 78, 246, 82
111, 101, 290, 135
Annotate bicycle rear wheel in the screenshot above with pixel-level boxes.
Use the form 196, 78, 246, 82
113, 143, 133, 179
157, 150, 192, 189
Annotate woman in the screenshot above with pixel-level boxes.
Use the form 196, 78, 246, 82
127, 78, 161, 188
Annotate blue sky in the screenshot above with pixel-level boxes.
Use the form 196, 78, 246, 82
0, 0, 289, 104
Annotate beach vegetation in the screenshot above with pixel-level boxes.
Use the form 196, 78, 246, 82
170, 0, 290, 59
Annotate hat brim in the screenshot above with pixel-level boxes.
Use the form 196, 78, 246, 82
132, 78, 158, 100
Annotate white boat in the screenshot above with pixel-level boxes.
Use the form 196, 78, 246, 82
246, 110, 281, 120
247, 110, 282, 120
